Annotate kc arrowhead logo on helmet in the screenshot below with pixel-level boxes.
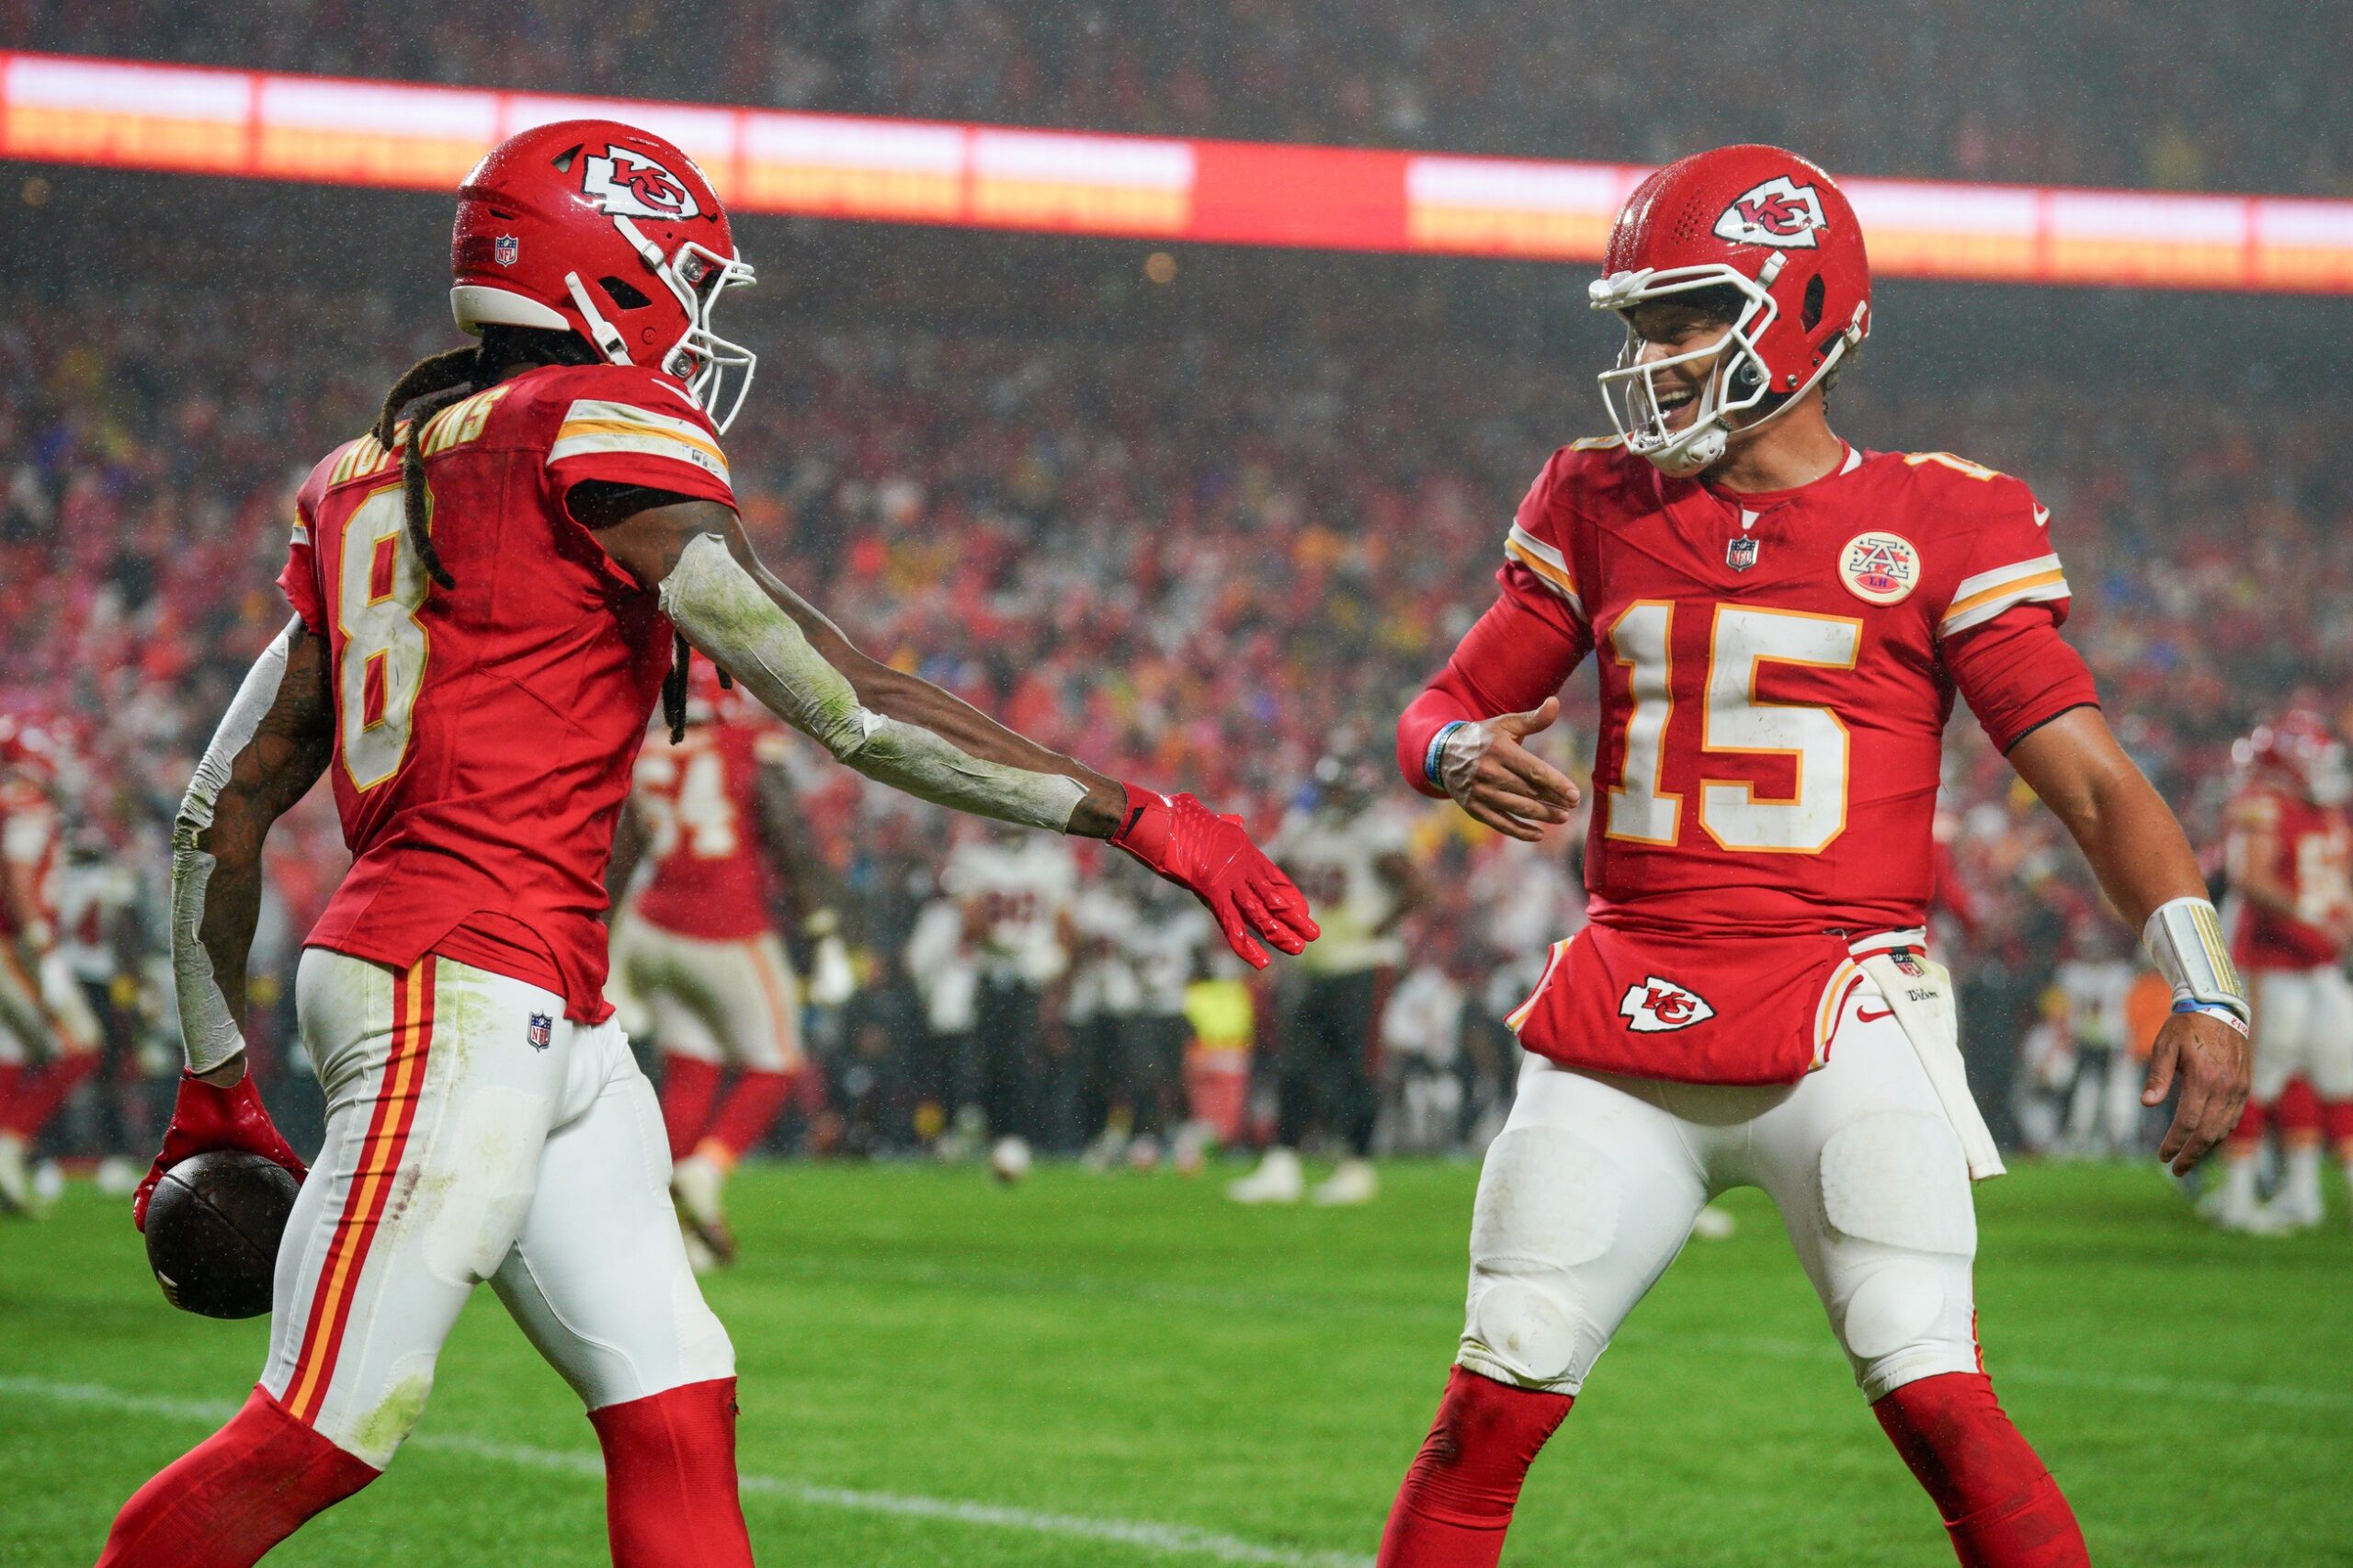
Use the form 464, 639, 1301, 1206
580, 146, 701, 221
1713, 176, 1828, 248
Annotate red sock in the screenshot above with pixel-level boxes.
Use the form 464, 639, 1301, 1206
588, 1377, 753, 1568
96, 1386, 378, 1568
701, 1070, 793, 1163
4, 1050, 98, 1137
0, 1062, 23, 1130
659, 1055, 723, 1164
1377, 1367, 1573, 1567
1874, 1371, 2088, 1568
2275, 1079, 2322, 1136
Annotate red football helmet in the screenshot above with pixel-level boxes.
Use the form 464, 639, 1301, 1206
451, 119, 756, 430
1588, 144, 1871, 477
684, 656, 754, 726
2235, 710, 2350, 807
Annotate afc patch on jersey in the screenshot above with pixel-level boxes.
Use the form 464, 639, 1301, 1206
1839, 531, 1921, 605
1712, 176, 1827, 248
1619, 977, 1716, 1033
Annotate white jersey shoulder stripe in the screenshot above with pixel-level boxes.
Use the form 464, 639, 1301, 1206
1949, 551, 2063, 606
550, 399, 732, 486
1940, 574, 2071, 637
1504, 524, 1587, 622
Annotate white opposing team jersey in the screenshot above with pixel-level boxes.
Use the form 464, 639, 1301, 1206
57, 854, 139, 983
1382, 963, 1465, 1066
2052, 959, 2134, 1051
1269, 803, 1413, 976
1124, 894, 1213, 1016
940, 835, 1080, 985
1066, 884, 1144, 1021
904, 898, 979, 1034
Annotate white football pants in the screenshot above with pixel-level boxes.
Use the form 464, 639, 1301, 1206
612, 918, 805, 1074
2247, 965, 2353, 1102
1459, 980, 1982, 1403
261, 950, 733, 1467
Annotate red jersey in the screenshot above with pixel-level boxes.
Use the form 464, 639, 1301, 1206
0, 778, 58, 942
1404, 437, 2098, 1082
630, 717, 793, 941
2224, 783, 2352, 970
278, 362, 737, 1020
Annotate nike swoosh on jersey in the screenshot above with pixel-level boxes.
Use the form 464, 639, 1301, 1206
1856, 1005, 1895, 1023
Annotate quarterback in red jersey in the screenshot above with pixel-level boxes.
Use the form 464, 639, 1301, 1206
610, 662, 839, 1266
96, 119, 1313, 1568
0, 713, 104, 1215
2209, 711, 2352, 1231
1381, 145, 2247, 1568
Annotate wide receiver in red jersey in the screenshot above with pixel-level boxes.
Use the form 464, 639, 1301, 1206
2209, 711, 2353, 1232
609, 660, 839, 1267
95, 119, 1313, 1568
1381, 145, 2248, 1568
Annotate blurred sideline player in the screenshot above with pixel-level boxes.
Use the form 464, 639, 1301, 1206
940, 819, 1079, 1152
608, 660, 844, 1268
96, 118, 1312, 1568
1382, 145, 2247, 1568
0, 713, 104, 1213
2210, 710, 2352, 1231
1233, 749, 1423, 1205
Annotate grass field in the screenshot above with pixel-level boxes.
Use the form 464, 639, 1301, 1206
3, 1158, 2348, 1567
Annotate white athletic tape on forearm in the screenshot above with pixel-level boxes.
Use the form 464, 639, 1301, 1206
2142, 896, 2249, 1024
170, 622, 294, 1074
658, 533, 1086, 832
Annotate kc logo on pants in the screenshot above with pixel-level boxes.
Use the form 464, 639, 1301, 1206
1620, 977, 1716, 1033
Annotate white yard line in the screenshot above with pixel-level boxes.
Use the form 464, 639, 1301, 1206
0, 1377, 1371, 1568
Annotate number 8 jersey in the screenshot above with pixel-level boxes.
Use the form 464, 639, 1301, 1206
278, 362, 739, 1024
1400, 436, 2098, 1083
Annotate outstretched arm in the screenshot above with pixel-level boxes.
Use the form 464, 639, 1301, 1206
2007, 707, 2250, 1174
584, 493, 1315, 966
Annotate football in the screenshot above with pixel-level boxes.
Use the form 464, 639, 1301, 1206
142, 1151, 300, 1320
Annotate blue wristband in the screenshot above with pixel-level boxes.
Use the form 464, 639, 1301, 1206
2172, 998, 2250, 1034
1426, 721, 1469, 787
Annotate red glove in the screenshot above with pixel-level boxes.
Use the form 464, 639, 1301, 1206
132, 1071, 310, 1232
1112, 787, 1320, 969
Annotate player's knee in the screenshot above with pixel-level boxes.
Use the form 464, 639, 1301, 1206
1461, 1126, 1619, 1385
1818, 1113, 1979, 1392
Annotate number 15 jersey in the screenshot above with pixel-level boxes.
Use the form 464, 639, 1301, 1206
278, 362, 739, 1022
1489, 437, 2097, 940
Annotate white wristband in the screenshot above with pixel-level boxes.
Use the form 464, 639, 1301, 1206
2142, 896, 2249, 1026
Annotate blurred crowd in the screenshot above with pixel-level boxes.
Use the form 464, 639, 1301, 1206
2, 272, 2349, 1173
8, 0, 2348, 197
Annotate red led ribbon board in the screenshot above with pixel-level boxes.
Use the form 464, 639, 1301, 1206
6, 51, 2351, 293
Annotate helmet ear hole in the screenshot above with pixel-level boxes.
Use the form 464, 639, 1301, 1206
1729, 357, 1764, 397
598, 276, 653, 312
1800, 274, 1825, 332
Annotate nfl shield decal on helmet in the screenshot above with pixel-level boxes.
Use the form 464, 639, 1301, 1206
1838, 531, 1921, 604
527, 1012, 553, 1051
1620, 977, 1716, 1033
1726, 535, 1760, 572
493, 233, 518, 267
1712, 176, 1828, 248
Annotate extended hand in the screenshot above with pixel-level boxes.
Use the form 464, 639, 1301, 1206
2141, 1011, 2251, 1177
1113, 788, 1320, 969
132, 1068, 310, 1231
1437, 698, 1582, 842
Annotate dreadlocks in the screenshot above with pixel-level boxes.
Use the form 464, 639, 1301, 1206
372, 327, 704, 740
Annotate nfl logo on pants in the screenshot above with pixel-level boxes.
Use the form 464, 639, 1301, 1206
527, 1012, 552, 1051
